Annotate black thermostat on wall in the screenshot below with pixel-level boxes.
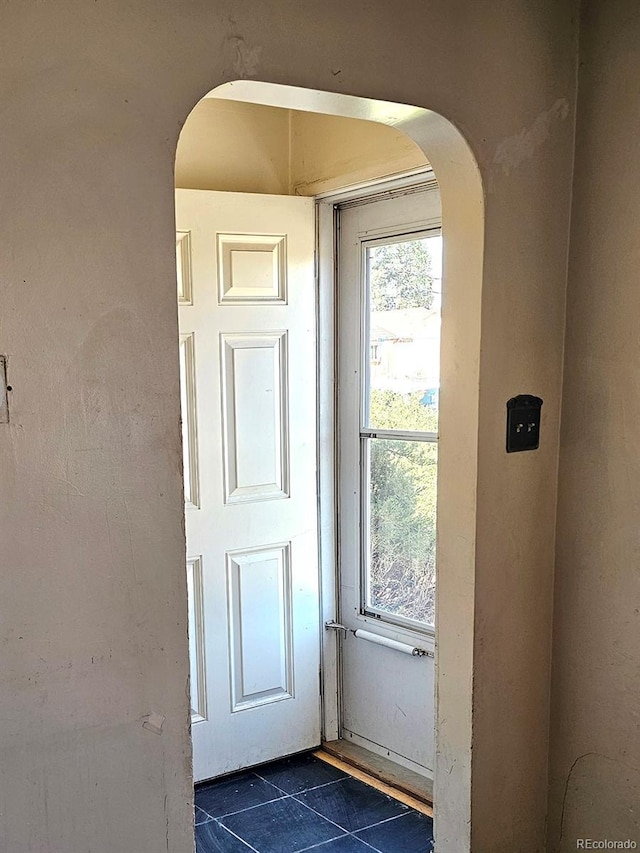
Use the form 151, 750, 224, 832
506, 394, 543, 452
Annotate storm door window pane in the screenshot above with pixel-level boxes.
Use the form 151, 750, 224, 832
359, 231, 441, 632
365, 235, 442, 431
365, 437, 437, 627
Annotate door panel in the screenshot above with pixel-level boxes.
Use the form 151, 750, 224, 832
176, 190, 320, 782
337, 186, 441, 776
227, 544, 294, 711
220, 332, 289, 502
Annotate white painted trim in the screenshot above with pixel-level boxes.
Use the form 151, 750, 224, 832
316, 199, 340, 743
315, 167, 436, 205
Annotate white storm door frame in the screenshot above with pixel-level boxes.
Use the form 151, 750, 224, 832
315, 170, 438, 744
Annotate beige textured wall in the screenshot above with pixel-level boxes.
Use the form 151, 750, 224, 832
0, 3, 577, 852
548, 2, 640, 849
175, 99, 428, 195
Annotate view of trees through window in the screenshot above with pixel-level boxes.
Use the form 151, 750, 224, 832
369, 238, 436, 311
365, 236, 440, 628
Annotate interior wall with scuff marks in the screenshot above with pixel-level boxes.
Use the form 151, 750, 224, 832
547, 1, 640, 848
175, 98, 429, 195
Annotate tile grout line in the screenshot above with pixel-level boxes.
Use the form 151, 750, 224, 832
294, 830, 385, 853
194, 805, 213, 825
252, 771, 347, 796
213, 818, 261, 853
287, 793, 355, 840
289, 784, 413, 836
289, 779, 414, 848
250, 770, 294, 796
197, 791, 287, 821
353, 810, 414, 833
354, 812, 435, 853
292, 830, 354, 853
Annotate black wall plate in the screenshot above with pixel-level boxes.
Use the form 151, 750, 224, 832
506, 394, 543, 452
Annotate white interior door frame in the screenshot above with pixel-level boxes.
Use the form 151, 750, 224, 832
315, 170, 438, 745
316, 197, 340, 742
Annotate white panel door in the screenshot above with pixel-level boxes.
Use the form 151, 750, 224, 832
176, 189, 320, 782
337, 185, 441, 778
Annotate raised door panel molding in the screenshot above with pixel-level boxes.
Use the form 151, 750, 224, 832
217, 233, 287, 304
187, 556, 207, 723
179, 332, 200, 509
220, 331, 289, 504
176, 231, 193, 305
226, 544, 294, 712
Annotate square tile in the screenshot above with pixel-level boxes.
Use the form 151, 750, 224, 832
355, 811, 434, 853
220, 796, 345, 853
256, 753, 348, 794
196, 772, 284, 819
195, 819, 254, 853
295, 776, 408, 832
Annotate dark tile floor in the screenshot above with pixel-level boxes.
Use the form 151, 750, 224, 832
194, 752, 434, 853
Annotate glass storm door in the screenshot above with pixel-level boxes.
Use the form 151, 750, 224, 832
337, 184, 441, 777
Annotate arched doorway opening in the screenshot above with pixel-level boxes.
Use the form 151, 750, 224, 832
174, 81, 484, 852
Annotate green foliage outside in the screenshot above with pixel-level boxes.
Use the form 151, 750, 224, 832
370, 239, 434, 311
368, 391, 437, 627
365, 237, 438, 626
